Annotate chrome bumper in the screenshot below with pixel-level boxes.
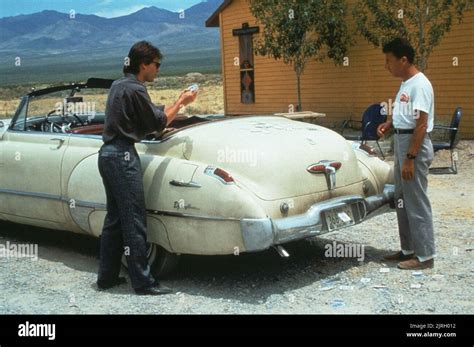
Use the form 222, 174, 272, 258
240, 184, 395, 252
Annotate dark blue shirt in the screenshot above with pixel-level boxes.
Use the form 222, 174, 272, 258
102, 73, 167, 143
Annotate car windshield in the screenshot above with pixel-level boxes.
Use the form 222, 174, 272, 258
32, 89, 107, 118
9, 84, 221, 137
11, 87, 109, 131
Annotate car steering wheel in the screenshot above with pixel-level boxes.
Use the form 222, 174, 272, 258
46, 109, 84, 126
46, 109, 58, 122
43, 110, 69, 133
40, 120, 63, 133
66, 113, 85, 126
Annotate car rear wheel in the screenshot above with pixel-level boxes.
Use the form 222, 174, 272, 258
121, 243, 180, 279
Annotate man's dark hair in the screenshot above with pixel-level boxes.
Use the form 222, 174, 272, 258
383, 38, 415, 64
123, 41, 163, 74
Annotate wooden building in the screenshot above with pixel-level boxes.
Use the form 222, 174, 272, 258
206, 0, 474, 138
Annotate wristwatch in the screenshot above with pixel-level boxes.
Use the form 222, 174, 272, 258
406, 153, 416, 160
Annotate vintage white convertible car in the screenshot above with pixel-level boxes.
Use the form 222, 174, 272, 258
0, 78, 395, 276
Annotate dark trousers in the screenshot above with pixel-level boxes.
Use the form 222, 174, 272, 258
97, 138, 155, 289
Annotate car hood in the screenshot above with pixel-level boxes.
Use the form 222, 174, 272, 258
169, 116, 364, 200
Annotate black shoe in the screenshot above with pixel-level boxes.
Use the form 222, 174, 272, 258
135, 283, 173, 296
97, 277, 127, 290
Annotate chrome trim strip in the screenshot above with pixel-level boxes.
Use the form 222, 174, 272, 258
68, 135, 165, 144
0, 189, 239, 221
146, 209, 241, 221
0, 189, 60, 200
68, 134, 102, 139
6, 129, 70, 138
0, 211, 65, 224
0, 190, 105, 211
60, 197, 106, 209
169, 180, 202, 188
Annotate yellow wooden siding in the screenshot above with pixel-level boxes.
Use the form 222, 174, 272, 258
219, 0, 474, 138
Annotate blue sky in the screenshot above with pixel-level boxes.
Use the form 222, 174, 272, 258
0, 0, 205, 18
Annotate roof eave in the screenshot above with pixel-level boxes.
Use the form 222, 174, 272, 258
205, 0, 233, 27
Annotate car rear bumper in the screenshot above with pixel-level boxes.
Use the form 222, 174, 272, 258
240, 184, 395, 252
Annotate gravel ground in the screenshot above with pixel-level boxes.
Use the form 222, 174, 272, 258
0, 141, 473, 314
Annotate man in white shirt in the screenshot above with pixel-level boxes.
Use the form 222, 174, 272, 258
377, 38, 435, 270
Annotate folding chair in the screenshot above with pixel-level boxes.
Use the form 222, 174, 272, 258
429, 107, 462, 174
341, 103, 387, 159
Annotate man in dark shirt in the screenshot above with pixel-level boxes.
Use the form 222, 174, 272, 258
97, 41, 197, 295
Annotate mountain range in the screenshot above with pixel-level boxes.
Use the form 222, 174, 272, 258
0, 0, 223, 85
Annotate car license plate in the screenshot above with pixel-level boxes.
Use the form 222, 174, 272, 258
324, 205, 355, 231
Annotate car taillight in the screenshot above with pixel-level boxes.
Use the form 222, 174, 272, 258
307, 161, 342, 173
205, 166, 235, 184
307, 164, 326, 173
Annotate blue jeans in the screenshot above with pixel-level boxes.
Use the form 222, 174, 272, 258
97, 138, 155, 289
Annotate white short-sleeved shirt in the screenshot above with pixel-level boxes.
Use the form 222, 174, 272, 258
392, 72, 434, 132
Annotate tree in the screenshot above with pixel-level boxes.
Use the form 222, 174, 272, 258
353, 0, 474, 72
248, 0, 351, 111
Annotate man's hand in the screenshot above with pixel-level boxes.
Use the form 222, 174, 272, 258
178, 90, 198, 107
163, 90, 198, 127
402, 158, 415, 180
377, 121, 392, 138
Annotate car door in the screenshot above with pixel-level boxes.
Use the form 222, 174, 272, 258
0, 96, 69, 226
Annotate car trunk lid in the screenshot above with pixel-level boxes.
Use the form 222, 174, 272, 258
175, 116, 363, 200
